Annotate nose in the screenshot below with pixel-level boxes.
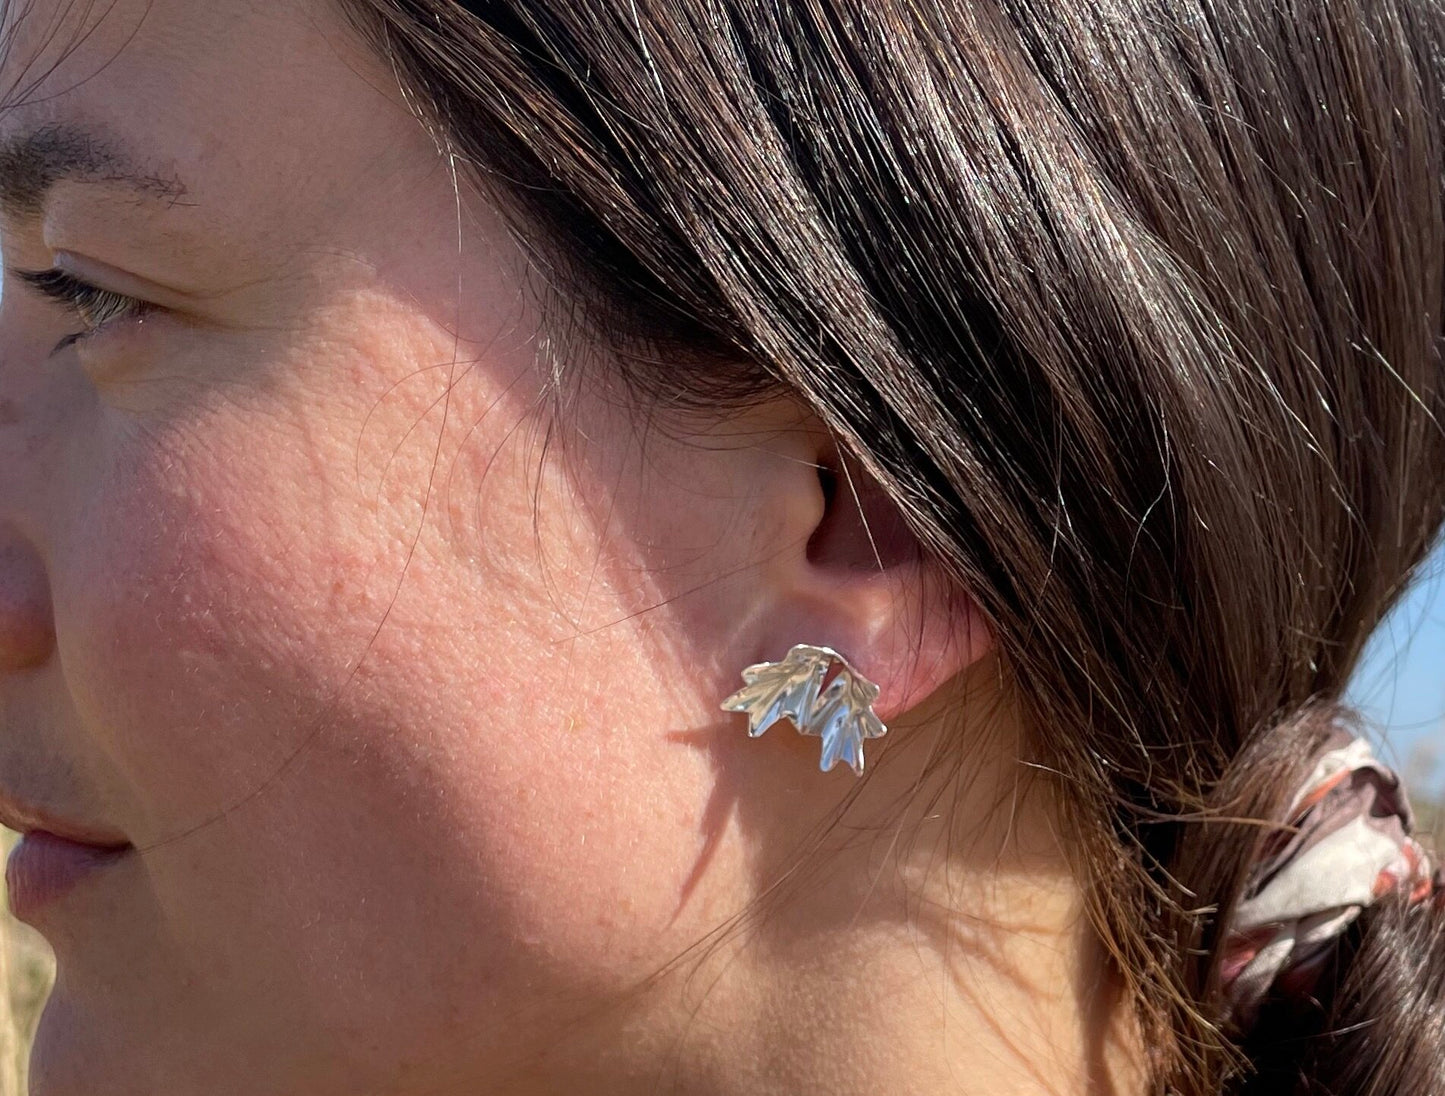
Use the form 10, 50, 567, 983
0, 532, 54, 670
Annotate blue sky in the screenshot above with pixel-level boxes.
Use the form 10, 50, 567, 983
1346, 537, 1445, 795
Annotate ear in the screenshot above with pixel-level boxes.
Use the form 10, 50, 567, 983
740, 421, 994, 730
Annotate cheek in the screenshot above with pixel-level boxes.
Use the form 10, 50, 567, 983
53, 409, 382, 834
48, 295, 536, 836
45, 352, 736, 1040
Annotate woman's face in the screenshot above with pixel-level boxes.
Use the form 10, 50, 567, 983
0, 2, 932, 1092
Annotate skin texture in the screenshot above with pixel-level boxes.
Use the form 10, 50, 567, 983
0, 2, 1142, 1093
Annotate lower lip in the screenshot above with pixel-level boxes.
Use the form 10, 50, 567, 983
5, 831, 131, 921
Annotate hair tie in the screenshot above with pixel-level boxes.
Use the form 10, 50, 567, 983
1219, 728, 1442, 1029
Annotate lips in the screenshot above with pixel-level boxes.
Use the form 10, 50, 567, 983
5, 830, 131, 921
0, 789, 130, 850
0, 788, 132, 922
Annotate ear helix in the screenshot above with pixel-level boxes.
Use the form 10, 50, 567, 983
720, 643, 888, 776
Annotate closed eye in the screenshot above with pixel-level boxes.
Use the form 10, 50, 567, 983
10, 267, 155, 355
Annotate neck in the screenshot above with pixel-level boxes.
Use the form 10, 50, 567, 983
494, 739, 1148, 1096
737, 862, 1146, 1096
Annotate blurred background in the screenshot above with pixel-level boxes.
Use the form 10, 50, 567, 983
0, 542, 1438, 1092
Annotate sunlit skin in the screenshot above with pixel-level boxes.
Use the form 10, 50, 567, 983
0, 2, 1142, 1094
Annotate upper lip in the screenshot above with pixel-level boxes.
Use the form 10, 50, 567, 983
0, 790, 130, 849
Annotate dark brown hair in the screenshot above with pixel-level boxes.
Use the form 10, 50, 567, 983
335, 0, 1445, 1090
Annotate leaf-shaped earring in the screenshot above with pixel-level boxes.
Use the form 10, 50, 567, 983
720, 643, 888, 776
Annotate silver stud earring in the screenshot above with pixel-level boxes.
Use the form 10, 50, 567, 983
719, 643, 888, 776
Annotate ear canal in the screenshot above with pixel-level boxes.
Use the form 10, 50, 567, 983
804, 451, 920, 575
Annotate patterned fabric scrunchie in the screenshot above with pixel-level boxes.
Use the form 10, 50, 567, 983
1219, 729, 1443, 1029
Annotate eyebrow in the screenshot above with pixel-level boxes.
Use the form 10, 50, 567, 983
0, 122, 189, 221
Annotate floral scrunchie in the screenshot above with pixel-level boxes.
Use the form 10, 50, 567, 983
1220, 731, 1443, 1027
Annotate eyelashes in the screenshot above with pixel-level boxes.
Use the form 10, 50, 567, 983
10, 267, 155, 355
